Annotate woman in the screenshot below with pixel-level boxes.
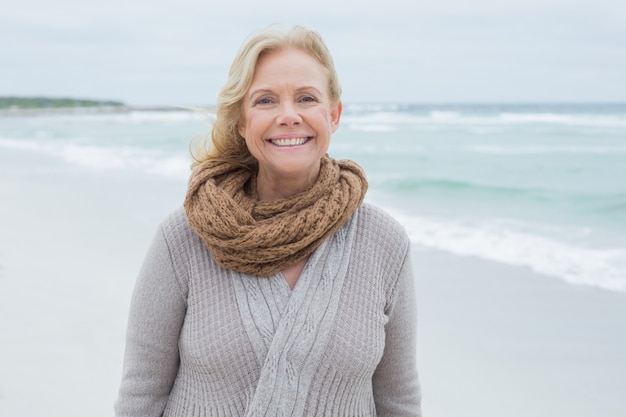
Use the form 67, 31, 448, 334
115, 25, 421, 416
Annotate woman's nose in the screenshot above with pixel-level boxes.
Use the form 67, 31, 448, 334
277, 102, 302, 126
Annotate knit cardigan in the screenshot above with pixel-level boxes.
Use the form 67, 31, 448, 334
115, 203, 421, 416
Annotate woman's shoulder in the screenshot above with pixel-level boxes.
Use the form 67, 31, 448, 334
348, 203, 413, 298
355, 202, 410, 246
160, 206, 189, 229
353, 202, 411, 271
157, 207, 205, 257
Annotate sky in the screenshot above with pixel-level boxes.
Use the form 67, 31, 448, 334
1, 0, 625, 106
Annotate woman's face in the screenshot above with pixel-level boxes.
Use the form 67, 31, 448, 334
239, 47, 341, 189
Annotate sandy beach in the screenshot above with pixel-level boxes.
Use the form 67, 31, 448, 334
1, 145, 625, 417
415, 248, 626, 416
0, 147, 183, 416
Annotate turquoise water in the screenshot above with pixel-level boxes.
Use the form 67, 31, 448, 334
2, 103, 625, 291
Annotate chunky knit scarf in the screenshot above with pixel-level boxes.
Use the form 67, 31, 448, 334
184, 155, 367, 277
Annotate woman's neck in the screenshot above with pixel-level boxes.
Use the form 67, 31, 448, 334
255, 167, 320, 201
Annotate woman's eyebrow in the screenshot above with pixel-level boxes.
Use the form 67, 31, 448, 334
295, 86, 323, 95
248, 88, 273, 99
248, 86, 323, 98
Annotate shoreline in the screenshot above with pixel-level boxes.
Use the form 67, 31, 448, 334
0, 106, 129, 116
0, 105, 216, 117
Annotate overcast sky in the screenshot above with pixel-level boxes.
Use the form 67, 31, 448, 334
1, 0, 625, 106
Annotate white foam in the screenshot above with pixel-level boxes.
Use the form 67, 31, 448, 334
0, 138, 44, 152
386, 208, 626, 293
428, 111, 462, 121
0, 137, 190, 180
14, 110, 210, 124
346, 123, 396, 132
497, 112, 626, 127
467, 145, 626, 155
341, 110, 626, 131
330, 141, 424, 155
344, 103, 403, 113
126, 110, 211, 123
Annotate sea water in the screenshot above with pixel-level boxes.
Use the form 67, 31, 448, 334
1, 103, 625, 292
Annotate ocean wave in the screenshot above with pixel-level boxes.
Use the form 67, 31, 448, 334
10, 109, 211, 124
346, 123, 396, 132
0, 137, 190, 180
375, 176, 541, 197
387, 209, 626, 293
467, 145, 626, 155
496, 112, 626, 127
330, 141, 425, 155
125, 109, 212, 123
375, 177, 625, 223
595, 197, 626, 215
341, 109, 626, 130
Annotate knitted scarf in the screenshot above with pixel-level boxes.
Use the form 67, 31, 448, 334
184, 155, 367, 277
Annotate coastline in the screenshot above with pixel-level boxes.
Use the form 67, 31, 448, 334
0, 105, 215, 117
0, 106, 129, 116
0, 146, 625, 416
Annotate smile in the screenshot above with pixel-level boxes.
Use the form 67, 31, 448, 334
269, 137, 311, 147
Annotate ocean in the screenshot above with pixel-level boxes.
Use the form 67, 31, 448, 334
1, 103, 625, 292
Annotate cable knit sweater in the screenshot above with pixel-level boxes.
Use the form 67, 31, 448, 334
115, 203, 421, 416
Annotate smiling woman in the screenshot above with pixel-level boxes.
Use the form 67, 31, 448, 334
115, 25, 421, 417
239, 47, 342, 201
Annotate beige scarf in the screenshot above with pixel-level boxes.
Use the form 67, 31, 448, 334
184, 155, 367, 277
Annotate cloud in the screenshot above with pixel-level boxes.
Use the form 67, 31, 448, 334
2, 0, 625, 104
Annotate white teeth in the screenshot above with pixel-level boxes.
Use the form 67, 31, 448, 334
270, 137, 308, 147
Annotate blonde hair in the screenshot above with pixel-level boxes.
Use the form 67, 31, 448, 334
191, 25, 342, 169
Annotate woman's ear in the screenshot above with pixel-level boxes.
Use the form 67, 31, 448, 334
330, 101, 342, 133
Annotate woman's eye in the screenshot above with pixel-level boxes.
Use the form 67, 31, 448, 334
256, 97, 273, 105
300, 96, 316, 103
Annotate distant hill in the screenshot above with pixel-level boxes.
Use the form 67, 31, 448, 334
0, 96, 126, 110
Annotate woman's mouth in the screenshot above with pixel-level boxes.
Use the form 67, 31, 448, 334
269, 137, 311, 147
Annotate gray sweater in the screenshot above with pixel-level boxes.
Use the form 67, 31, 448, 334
115, 203, 421, 416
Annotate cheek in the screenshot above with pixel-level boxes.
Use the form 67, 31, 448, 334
240, 113, 264, 138
321, 111, 334, 133
242, 130, 259, 150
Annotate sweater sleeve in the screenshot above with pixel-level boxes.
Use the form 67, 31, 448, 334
372, 246, 422, 416
115, 225, 187, 417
